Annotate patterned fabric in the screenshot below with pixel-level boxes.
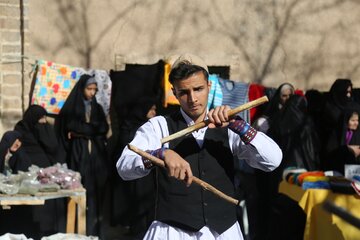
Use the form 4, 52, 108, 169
31, 60, 81, 114
207, 74, 223, 109
31, 60, 111, 116
228, 116, 257, 144
219, 78, 250, 122
87, 69, 112, 116
143, 147, 168, 169
351, 178, 360, 196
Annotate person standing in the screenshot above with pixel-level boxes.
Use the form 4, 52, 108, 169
320, 79, 360, 168
110, 96, 158, 239
55, 74, 109, 237
117, 54, 282, 240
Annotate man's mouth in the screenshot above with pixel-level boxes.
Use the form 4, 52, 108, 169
190, 105, 199, 110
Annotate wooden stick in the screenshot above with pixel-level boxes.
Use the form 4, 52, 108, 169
128, 144, 239, 206
160, 96, 268, 144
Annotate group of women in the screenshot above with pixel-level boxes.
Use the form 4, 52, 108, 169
247, 79, 360, 240
0, 73, 158, 239
0, 74, 110, 238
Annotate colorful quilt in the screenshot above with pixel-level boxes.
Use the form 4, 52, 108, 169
31, 60, 111, 116
31, 60, 82, 114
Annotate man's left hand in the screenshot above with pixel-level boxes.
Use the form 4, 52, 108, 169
207, 105, 231, 128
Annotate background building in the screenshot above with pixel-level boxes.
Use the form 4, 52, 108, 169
1, 0, 360, 133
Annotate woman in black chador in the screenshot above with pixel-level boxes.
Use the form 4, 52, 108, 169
324, 108, 360, 174
56, 74, 109, 236
269, 94, 320, 172
14, 105, 62, 167
0, 131, 39, 238
0, 130, 30, 174
111, 96, 157, 238
14, 104, 66, 237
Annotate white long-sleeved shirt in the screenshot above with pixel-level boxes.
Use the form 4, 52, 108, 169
117, 109, 282, 180
116, 109, 282, 239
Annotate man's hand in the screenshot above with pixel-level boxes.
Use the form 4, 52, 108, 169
163, 149, 193, 187
207, 105, 231, 128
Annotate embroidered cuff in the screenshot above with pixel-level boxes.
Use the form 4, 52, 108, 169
228, 116, 257, 144
142, 147, 168, 169
142, 158, 155, 169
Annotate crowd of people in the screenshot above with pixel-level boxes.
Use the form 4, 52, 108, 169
0, 53, 359, 240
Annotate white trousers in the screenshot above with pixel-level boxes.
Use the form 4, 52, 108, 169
143, 221, 244, 240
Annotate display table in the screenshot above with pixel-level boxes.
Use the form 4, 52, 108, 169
0, 188, 86, 235
279, 181, 360, 240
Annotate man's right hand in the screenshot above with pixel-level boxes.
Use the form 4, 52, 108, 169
163, 149, 193, 187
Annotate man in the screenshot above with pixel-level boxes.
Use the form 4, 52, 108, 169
117, 53, 282, 239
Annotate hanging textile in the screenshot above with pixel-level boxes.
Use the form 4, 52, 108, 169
30, 60, 112, 116
87, 69, 112, 117
207, 74, 224, 109
248, 83, 266, 123
162, 62, 179, 107
31, 60, 81, 114
218, 78, 250, 122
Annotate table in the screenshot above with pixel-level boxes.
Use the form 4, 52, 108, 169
279, 181, 360, 240
0, 188, 86, 235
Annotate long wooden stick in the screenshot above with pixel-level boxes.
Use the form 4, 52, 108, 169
160, 96, 268, 144
128, 144, 239, 206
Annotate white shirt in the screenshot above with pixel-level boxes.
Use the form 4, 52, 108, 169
116, 110, 282, 239
117, 109, 282, 180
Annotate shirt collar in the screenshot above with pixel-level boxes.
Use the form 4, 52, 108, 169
180, 108, 209, 127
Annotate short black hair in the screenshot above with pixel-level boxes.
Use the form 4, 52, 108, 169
169, 63, 209, 84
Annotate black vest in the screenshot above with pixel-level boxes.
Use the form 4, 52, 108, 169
155, 112, 237, 234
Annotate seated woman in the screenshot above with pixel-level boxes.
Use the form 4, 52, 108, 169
55, 74, 109, 237
0, 130, 39, 238
14, 104, 63, 167
324, 109, 360, 174
0, 130, 31, 174
13, 105, 66, 237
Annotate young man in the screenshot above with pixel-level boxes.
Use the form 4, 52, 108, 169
117, 54, 282, 239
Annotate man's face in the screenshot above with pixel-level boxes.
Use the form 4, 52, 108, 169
172, 71, 211, 123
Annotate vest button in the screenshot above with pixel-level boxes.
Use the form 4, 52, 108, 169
203, 202, 208, 206
201, 171, 206, 176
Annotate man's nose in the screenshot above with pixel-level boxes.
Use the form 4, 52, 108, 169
189, 91, 196, 102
